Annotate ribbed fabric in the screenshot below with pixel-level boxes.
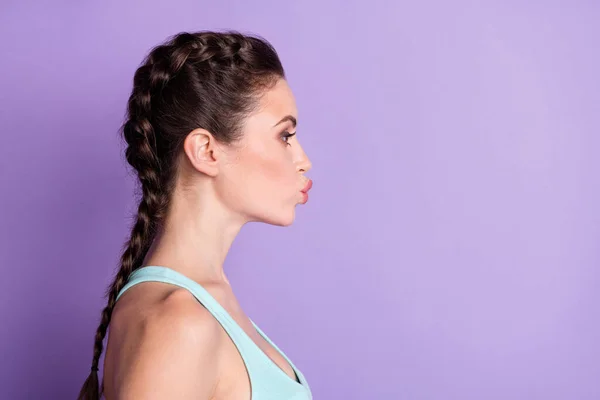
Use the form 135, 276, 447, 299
116, 266, 313, 400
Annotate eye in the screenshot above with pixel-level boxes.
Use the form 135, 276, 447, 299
281, 131, 296, 146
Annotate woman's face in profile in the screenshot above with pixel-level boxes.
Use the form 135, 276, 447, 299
216, 78, 313, 226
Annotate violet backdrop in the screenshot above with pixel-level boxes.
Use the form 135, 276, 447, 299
1, 1, 598, 399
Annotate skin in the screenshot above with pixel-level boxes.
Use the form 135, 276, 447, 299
102, 78, 312, 400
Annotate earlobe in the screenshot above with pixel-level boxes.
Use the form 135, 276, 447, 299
183, 128, 220, 177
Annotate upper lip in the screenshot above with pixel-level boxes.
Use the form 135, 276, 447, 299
301, 179, 313, 193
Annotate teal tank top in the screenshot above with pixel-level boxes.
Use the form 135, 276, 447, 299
115, 266, 313, 400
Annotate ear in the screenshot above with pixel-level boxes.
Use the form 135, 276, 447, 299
182, 128, 220, 177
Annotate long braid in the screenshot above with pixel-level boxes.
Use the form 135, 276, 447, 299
78, 37, 191, 400
78, 31, 285, 400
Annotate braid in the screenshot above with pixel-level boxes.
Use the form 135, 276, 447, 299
78, 30, 284, 399
77, 39, 182, 400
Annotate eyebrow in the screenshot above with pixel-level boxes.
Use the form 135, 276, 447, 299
273, 115, 297, 128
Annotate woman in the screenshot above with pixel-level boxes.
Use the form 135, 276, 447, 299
78, 31, 313, 400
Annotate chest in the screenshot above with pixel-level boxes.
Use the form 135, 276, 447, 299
214, 314, 299, 399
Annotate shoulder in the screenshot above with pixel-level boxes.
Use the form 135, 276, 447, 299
142, 288, 225, 353
115, 287, 224, 399
146, 287, 223, 341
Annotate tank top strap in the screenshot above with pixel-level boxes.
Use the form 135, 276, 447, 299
115, 265, 254, 358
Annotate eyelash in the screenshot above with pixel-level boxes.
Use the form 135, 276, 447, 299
281, 131, 296, 146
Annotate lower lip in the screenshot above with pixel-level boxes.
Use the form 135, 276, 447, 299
301, 191, 309, 204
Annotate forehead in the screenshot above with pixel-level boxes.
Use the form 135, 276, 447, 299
248, 79, 298, 127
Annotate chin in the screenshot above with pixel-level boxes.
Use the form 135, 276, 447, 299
274, 212, 296, 227
261, 208, 296, 227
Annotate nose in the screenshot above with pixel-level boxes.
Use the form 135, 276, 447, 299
296, 152, 312, 174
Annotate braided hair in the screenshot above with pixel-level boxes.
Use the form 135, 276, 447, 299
78, 31, 285, 400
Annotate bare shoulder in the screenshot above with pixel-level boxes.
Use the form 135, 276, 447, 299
110, 286, 224, 399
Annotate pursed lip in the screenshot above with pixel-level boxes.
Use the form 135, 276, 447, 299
301, 179, 313, 193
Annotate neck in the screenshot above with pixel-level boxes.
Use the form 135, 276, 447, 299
143, 183, 246, 286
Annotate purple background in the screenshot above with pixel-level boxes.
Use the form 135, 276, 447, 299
1, 1, 599, 399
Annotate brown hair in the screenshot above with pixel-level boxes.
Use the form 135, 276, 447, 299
78, 30, 285, 400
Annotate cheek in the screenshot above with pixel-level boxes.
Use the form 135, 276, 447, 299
241, 146, 296, 193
